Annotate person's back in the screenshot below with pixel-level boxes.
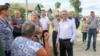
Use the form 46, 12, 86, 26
11, 36, 42, 56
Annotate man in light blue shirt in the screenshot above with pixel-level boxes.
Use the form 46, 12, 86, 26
56, 10, 76, 56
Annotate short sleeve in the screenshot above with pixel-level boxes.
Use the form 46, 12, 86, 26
29, 41, 42, 52
38, 22, 42, 27
47, 17, 51, 24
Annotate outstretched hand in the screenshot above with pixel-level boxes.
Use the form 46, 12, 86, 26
44, 32, 49, 41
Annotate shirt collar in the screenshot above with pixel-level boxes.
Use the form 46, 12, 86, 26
41, 15, 46, 18
62, 18, 70, 22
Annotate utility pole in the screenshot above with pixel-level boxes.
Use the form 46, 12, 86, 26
26, 0, 28, 20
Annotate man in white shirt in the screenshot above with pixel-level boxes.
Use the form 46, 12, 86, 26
40, 9, 50, 47
56, 10, 76, 56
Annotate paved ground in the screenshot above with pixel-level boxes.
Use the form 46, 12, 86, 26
49, 31, 100, 56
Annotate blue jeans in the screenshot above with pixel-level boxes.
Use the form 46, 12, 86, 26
87, 29, 97, 49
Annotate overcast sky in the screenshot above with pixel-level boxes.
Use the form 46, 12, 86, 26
0, 0, 100, 16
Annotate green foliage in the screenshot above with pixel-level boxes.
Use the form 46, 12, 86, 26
47, 13, 55, 21
34, 4, 41, 15
55, 2, 61, 9
68, 11, 75, 17
10, 3, 26, 18
70, 0, 82, 17
38, 4, 44, 8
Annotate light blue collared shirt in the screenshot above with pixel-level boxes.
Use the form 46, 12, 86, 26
56, 18, 76, 43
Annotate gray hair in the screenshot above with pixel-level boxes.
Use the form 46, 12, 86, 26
61, 10, 68, 14
31, 11, 39, 16
21, 21, 35, 36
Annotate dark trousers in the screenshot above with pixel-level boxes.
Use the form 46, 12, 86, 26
13, 31, 21, 38
5, 51, 11, 56
59, 39, 73, 56
82, 32, 87, 42
0, 39, 5, 56
87, 29, 97, 49
42, 30, 48, 47
52, 31, 58, 56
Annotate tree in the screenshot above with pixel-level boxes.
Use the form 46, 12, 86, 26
68, 11, 75, 17
39, 4, 44, 8
10, 3, 26, 18
70, 0, 82, 17
55, 2, 61, 9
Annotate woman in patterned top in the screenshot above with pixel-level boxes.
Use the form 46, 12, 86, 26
11, 21, 50, 56
0, 5, 13, 56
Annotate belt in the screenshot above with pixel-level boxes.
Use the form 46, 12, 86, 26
59, 38, 71, 41
89, 28, 96, 30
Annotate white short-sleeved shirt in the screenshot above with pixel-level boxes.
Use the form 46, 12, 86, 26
40, 16, 50, 30
11, 36, 42, 56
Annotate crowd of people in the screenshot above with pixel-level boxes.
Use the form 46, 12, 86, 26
0, 3, 99, 56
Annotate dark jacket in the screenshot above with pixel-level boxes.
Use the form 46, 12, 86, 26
69, 17, 80, 29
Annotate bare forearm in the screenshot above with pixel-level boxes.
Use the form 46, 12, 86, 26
44, 40, 51, 56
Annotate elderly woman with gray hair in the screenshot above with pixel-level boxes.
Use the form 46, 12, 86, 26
11, 21, 50, 56
31, 11, 43, 42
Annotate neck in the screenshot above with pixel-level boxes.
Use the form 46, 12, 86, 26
33, 21, 37, 24
57, 19, 60, 21
32, 19, 37, 23
91, 16, 94, 18
42, 15, 46, 18
72, 16, 75, 18
0, 14, 7, 20
15, 17, 21, 20
22, 35, 33, 40
63, 18, 67, 22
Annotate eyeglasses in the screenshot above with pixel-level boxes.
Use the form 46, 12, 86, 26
62, 14, 67, 15
56, 15, 60, 17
